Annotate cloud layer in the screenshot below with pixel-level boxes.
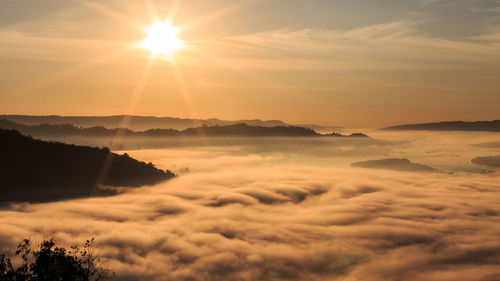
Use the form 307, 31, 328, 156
1, 132, 499, 280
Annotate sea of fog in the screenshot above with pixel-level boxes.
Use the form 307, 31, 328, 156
1, 131, 499, 281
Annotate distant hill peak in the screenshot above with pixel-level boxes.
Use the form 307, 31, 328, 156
382, 120, 500, 132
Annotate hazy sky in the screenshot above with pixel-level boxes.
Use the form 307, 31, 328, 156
1, 0, 499, 127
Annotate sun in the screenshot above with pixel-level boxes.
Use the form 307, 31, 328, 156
140, 21, 184, 56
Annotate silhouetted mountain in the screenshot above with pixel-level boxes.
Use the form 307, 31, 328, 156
471, 155, 500, 168
351, 158, 435, 172
0, 119, 368, 138
0, 129, 175, 203
382, 120, 500, 132
182, 123, 318, 136
0, 114, 343, 133
0, 115, 289, 131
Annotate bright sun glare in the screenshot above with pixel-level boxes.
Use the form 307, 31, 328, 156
141, 21, 183, 56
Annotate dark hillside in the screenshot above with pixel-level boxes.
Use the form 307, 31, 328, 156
0, 129, 175, 203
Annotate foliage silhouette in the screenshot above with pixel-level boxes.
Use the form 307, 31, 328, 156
0, 129, 175, 203
0, 238, 112, 281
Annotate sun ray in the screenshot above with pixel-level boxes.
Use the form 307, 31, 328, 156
114, 56, 156, 142
43, 0, 264, 132
178, 0, 261, 32
79, 0, 145, 31
166, 0, 184, 23
169, 59, 199, 121
6, 44, 135, 97
144, 0, 159, 22
175, 41, 287, 94
95, 56, 156, 188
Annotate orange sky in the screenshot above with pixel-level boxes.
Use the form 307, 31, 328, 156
0, 0, 499, 127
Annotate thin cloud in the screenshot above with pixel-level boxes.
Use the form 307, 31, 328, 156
222, 21, 500, 72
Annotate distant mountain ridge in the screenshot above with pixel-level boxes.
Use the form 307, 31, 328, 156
0, 119, 368, 138
0, 115, 345, 133
0, 115, 289, 131
382, 120, 500, 132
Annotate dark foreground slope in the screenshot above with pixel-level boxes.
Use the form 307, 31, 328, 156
0, 129, 175, 203
382, 120, 500, 132
0, 119, 368, 138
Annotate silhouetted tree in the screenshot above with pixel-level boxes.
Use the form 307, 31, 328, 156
0, 238, 112, 281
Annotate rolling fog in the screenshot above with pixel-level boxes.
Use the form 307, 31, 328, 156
1, 131, 499, 281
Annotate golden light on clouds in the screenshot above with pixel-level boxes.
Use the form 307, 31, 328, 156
140, 20, 184, 56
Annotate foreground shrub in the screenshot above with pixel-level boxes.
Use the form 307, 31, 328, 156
0, 238, 112, 281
